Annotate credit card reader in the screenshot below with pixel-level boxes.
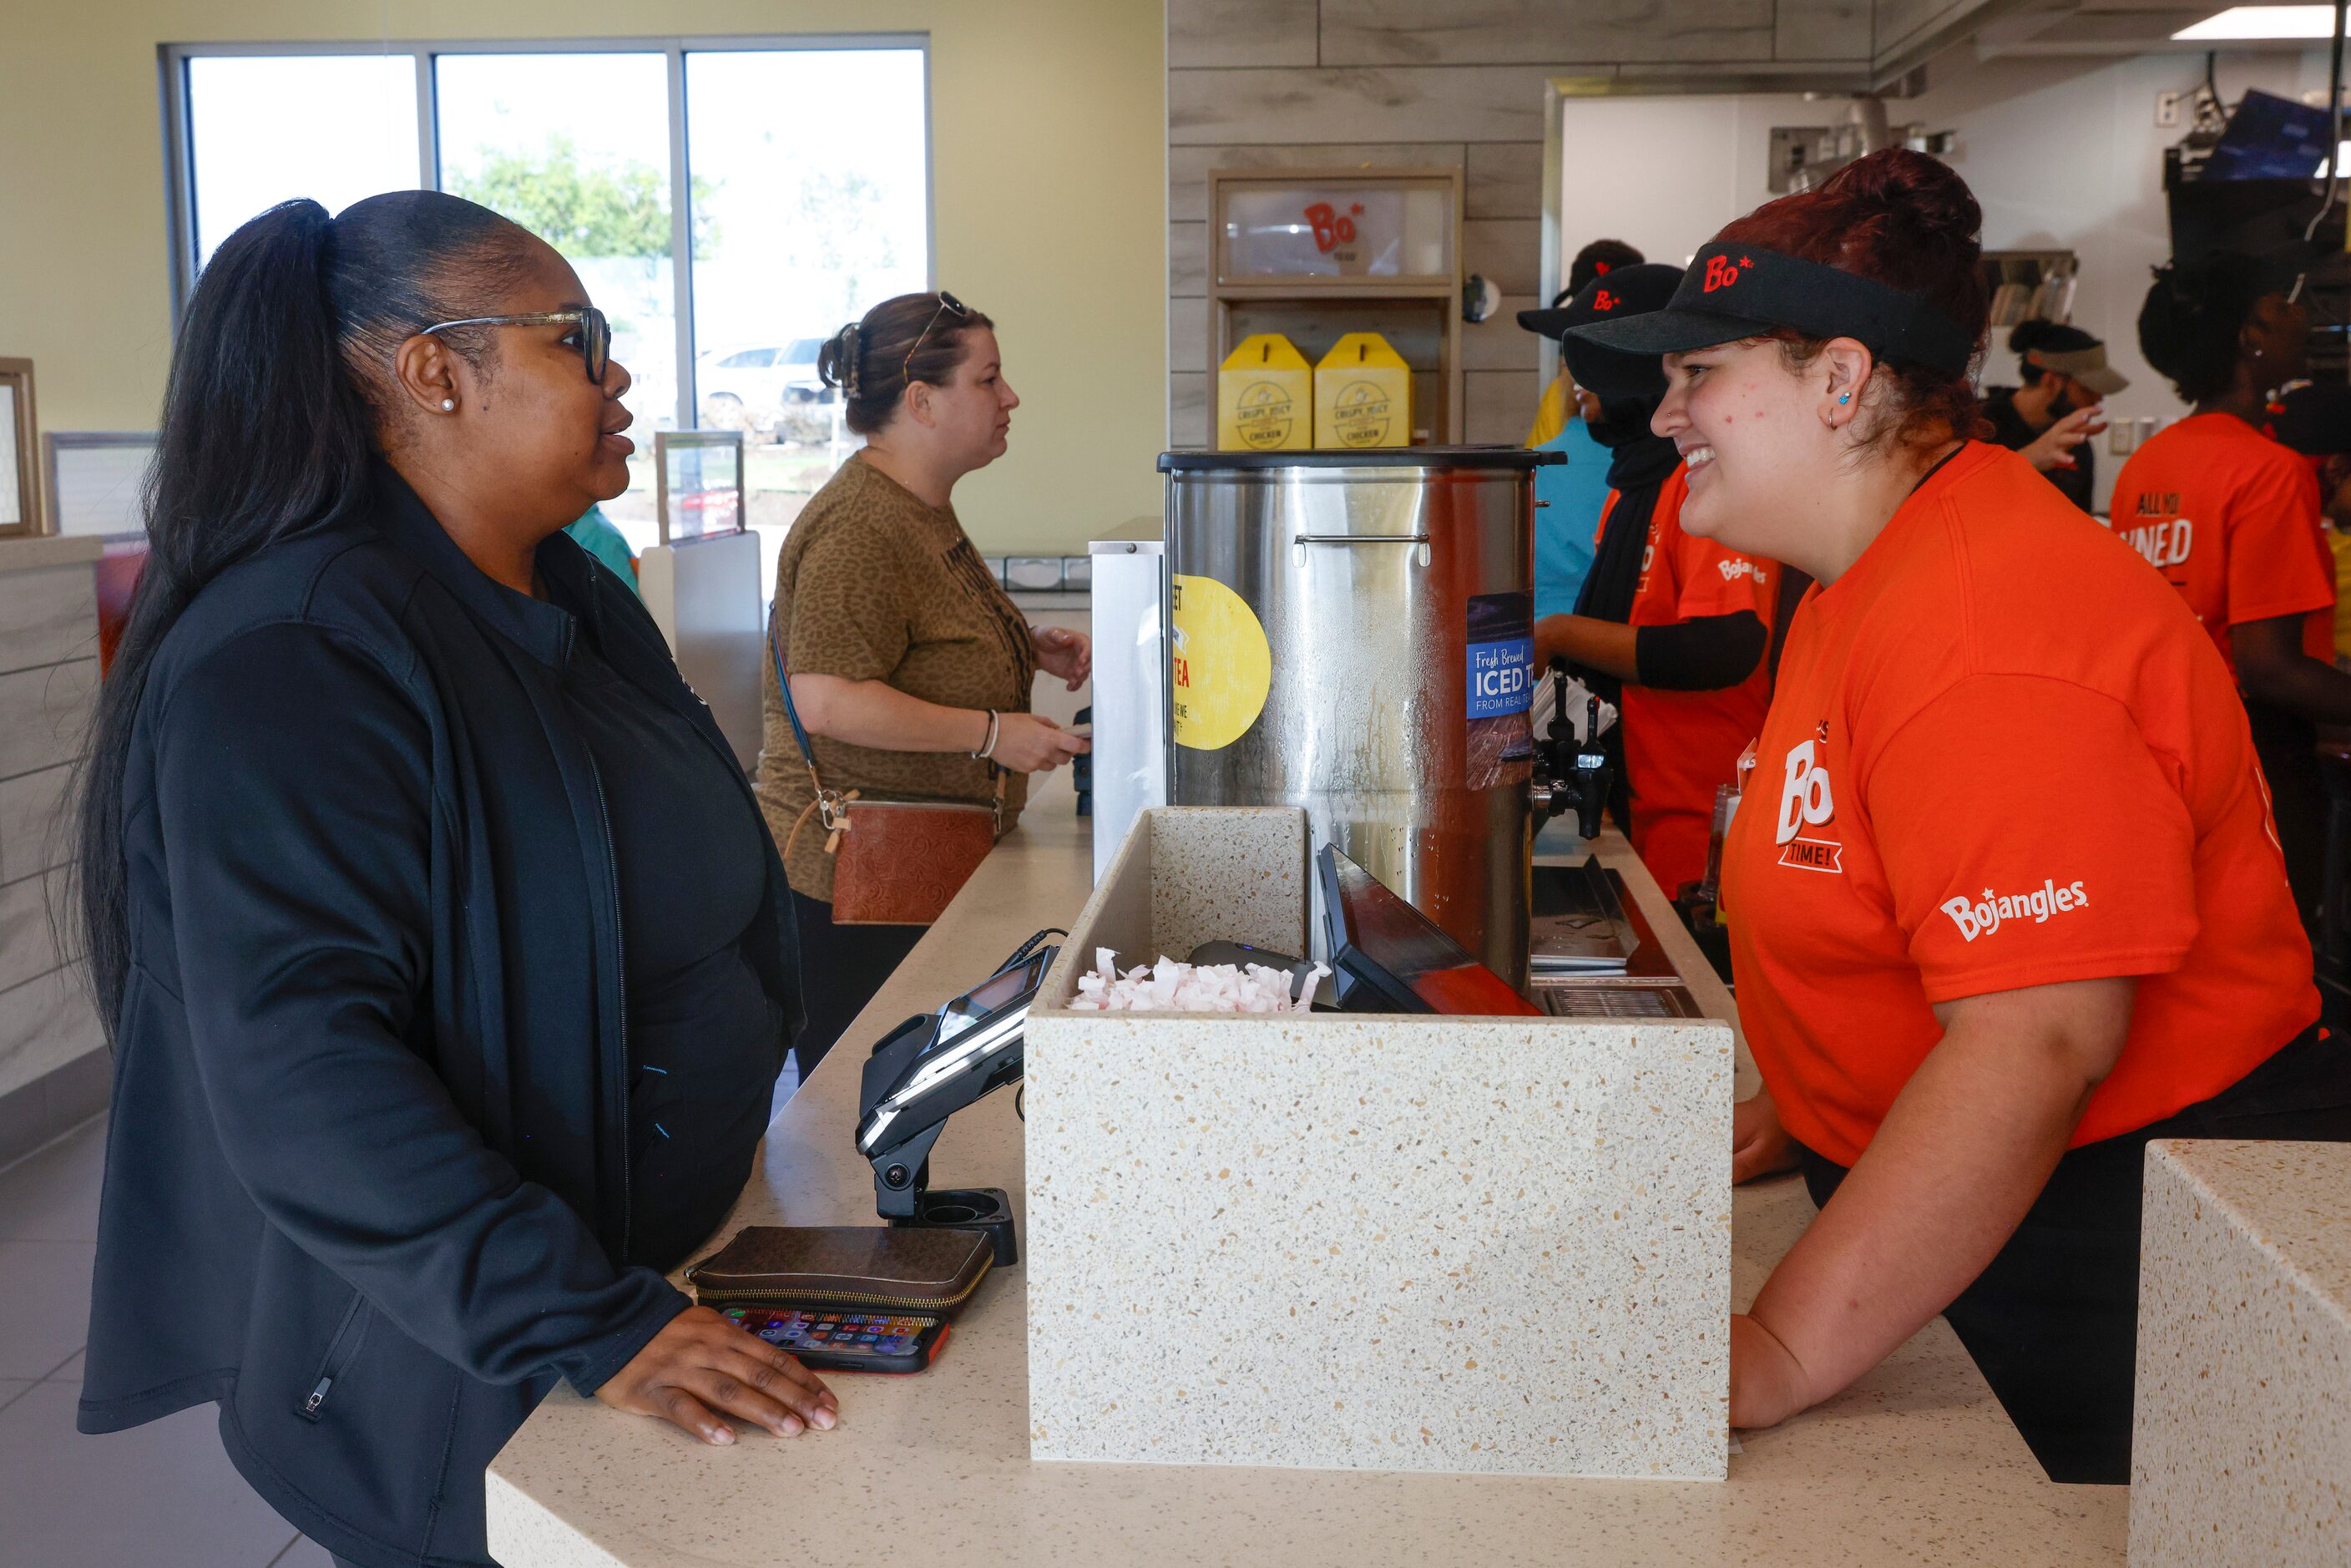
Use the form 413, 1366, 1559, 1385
853, 932, 1059, 1266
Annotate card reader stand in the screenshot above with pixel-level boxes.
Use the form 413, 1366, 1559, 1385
868, 1130, 1019, 1267
855, 935, 1060, 1269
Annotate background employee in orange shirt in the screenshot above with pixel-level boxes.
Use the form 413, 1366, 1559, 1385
1570, 148, 2350, 1484
1531, 263, 1777, 896
2114, 253, 2351, 925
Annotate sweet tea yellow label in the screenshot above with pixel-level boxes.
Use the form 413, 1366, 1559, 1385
1169, 574, 1272, 751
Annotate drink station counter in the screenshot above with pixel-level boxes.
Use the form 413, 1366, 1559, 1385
483, 778, 2135, 1567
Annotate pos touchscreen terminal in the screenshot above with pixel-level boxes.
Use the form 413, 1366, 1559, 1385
1318, 845, 1542, 1017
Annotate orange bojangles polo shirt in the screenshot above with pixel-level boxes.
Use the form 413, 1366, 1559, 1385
1722, 442, 2317, 1169
2108, 412, 2335, 667
1599, 465, 1777, 893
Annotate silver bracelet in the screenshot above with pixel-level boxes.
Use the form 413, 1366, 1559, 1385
970, 709, 1001, 760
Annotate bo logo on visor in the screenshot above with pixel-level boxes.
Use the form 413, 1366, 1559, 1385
1701, 255, 1755, 294
1593, 289, 1617, 311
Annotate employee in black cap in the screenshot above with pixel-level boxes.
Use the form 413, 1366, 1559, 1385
1524, 239, 1646, 446
1519, 240, 1646, 623
1979, 319, 2125, 512
1535, 262, 1779, 898
1565, 148, 2346, 1480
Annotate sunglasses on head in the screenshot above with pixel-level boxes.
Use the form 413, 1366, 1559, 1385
902, 291, 971, 382
419, 307, 612, 385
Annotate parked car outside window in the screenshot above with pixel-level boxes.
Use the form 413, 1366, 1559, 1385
698, 337, 829, 435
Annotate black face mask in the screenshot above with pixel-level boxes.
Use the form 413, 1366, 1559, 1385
1585, 394, 1661, 448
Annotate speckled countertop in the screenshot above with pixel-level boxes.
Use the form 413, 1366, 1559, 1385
2130, 1140, 2351, 1565
485, 785, 2126, 1567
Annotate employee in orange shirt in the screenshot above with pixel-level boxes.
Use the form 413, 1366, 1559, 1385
1568, 149, 2350, 1484
2112, 253, 2351, 925
1531, 263, 1777, 897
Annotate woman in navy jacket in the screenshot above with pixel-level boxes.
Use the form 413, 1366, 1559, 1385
72, 192, 833, 1568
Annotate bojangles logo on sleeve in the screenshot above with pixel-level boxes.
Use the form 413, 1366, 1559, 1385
1774, 729, 1842, 873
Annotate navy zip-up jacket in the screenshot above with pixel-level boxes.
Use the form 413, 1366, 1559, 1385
78, 466, 801, 1567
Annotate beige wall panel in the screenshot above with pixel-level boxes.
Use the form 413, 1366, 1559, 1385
1464, 217, 1542, 296
1169, 296, 1210, 376
1464, 368, 1540, 444
1169, 220, 1207, 296
0, 565, 99, 677
1170, 141, 1464, 222
0, 660, 96, 783
1464, 296, 1544, 371
0, 967, 104, 1108
1776, 0, 1871, 60
1169, 372, 1208, 448
1319, 0, 1774, 67
1168, 0, 1320, 68
0, 764, 76, 888
1170, 65, 1569, 146
1465, 140, 1545, 220
0, 875, 69, 995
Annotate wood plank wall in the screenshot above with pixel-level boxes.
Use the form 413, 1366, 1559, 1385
0, 557, 104, 1158
1165, 0, 1991, 446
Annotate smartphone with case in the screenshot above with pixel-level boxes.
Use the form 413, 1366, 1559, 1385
719, 1304, 950, 1375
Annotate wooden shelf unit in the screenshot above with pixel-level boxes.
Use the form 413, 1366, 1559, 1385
1206, 165, 1464, 447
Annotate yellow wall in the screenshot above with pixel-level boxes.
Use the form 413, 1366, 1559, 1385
0, 1, 1166, 551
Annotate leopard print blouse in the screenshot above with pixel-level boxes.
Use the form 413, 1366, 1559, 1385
755, 453, 1038, 901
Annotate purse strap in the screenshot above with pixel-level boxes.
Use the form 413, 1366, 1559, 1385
769, 625, 849, 832
769, 624, 1007, 837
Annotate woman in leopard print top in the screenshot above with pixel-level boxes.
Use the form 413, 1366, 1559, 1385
755, 292, 1090, 1075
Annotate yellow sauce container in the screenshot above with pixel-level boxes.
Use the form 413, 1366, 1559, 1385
1314, 332, 1410, 449
1216, 334, 1312, 451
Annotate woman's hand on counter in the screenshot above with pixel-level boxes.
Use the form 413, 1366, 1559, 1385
1728, 1312, 1814, 1430
992, 711, 1090, 773
595, 1305, 839, 1444
1732, 1085, 1800, 1184
1032, 625, 1092, 690
1732, 976, 2135, 1430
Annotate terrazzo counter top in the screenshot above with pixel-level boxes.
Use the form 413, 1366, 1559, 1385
2131, 1139, 2351, 1565
485, 779, 2126, 1566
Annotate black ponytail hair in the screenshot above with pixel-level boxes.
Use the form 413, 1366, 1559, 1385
69, 191, 536, 1033
2137, 252, 2269, 405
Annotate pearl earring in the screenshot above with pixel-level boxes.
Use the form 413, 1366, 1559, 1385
441, 398, 456, 412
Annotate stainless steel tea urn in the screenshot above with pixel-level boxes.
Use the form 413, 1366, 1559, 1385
1159, 447, 1555, 988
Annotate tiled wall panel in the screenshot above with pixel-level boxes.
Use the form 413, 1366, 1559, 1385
1320, 0, 1776, 67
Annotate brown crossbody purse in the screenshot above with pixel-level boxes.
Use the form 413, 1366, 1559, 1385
770, 628, 1001, 926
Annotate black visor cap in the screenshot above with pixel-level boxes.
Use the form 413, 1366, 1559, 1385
1563, 243, 1979, 396
1522, 264, 1683, 392
1517, 257, 1671, 340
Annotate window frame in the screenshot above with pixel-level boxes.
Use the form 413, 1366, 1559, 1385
159, 34, 935, 432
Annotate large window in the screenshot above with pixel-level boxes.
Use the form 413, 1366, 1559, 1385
164, 38, 932, 568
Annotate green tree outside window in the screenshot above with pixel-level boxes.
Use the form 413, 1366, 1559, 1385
450, 134, 718, 260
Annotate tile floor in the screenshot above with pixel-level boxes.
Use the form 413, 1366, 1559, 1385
0, 1115, 335, 1567
0, 1057, 805, 1567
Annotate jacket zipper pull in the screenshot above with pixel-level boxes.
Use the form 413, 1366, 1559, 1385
301, 1376, 332, 1421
